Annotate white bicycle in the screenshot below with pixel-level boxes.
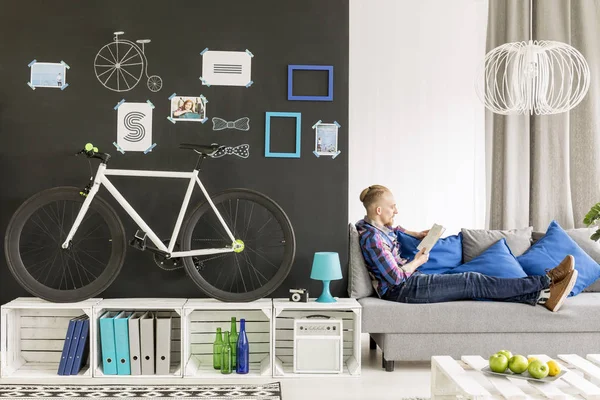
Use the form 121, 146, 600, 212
4, 143, 296, 303
94, 31, 163, 92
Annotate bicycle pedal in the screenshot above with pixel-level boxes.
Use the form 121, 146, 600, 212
129, 230, 147, 251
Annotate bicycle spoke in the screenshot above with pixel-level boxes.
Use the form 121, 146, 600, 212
103, 67, 117, 86
243, 202, 255, 239
97, 66, 115, 78
120, 52, 141, 65
98, 53, 116, 65
107, 43, 118, 64
118, 69, 132, 90
245, 245, 279, 270
120, 62, 143, 67
234, 256, 248, 293
121, 65, 139, 81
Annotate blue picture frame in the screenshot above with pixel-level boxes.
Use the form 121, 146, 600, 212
265, 112, 302, 158
287, 65, 333, 101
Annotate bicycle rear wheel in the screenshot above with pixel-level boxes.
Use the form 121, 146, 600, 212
181, 189, 295, 302
4, 187, 126, 302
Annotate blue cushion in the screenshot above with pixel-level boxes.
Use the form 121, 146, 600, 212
446, 238, 527, 278
397, 231, 463, 274
517, 220, 600, 296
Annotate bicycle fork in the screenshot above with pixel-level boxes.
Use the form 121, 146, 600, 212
61, 164, 106, 249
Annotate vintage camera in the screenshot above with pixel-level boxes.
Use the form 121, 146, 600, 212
289, 288, 309, 302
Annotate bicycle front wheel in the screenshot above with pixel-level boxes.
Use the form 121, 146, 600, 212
4, 187, 127, 302
181, 189, 296, 302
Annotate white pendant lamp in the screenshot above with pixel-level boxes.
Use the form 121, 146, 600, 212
476, 0, 591, 115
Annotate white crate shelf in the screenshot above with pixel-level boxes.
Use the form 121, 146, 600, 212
1, 297, 362, 382
182, 298, 272, 379
272, 298, 361, 378
1, 297, 101, 379
91, 298, 187, 378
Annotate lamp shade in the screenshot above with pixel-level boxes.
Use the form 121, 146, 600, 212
310, 252, 342, 281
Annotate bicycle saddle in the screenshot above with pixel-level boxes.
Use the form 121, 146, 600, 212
179, 143, 223, 156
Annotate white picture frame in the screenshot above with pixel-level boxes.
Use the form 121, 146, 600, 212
170, 96, 207, 122
30, 62, 67, 89
315, 123, 339, 156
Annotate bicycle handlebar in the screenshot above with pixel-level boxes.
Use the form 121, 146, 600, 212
76, 143, 111, 164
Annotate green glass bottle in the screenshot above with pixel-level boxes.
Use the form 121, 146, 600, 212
221, 331, 232, 374
213, 328, 223, 369
229, 317, 238, 369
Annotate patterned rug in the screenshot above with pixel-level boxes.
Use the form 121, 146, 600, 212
0, 382, 281, 399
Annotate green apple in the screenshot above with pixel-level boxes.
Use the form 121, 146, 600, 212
496, 350, 513, 361
508, 355, 529, 374
489, 353, 509, 373
528, 359, 549, 379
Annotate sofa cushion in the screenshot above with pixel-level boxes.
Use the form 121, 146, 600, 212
446, 238, 526, 278
518, 221, 600, 296
347, 223, 375, 299
534, 228, 600, 292
461, 227, 533, 263
397, 231, 463, 274
359, 293, 600, 334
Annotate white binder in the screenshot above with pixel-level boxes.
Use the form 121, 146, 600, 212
155, 311, 172, 375
128, 311, 144, 375
140, 311, 155, 375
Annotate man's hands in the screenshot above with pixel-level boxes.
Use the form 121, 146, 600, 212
402, 248, 429, 274
406, 229, 429, 239
413, 248, 429, 267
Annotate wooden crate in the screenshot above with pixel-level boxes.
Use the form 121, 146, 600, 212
182, 299, 272, 379
91, 298, 187, 378
272, 298, 361, 377
0, 297, 100, 379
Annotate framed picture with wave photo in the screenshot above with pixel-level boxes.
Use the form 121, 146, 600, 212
170, 96, 206, 122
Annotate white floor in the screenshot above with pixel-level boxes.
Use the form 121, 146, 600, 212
278, 333, 431, 399
0, 334, 432, 399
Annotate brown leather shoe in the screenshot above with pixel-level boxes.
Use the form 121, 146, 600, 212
545, 269, 578, 312
546, 255, 575, 284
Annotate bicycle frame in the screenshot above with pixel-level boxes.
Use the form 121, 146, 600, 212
61, 163, 237, 258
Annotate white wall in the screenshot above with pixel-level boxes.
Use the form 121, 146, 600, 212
349, 0, 489, 235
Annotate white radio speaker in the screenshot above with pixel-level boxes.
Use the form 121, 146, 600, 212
293, 317, 343, 374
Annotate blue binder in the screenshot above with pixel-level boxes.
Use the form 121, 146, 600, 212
64, 316, 85, 375
57, 316, 78, 375
99, 311, 119, 375
69, 316, 90, 375
114, 311, 133, 375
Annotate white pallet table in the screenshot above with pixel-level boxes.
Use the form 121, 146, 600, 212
588, 355, 600, 366
182, 298, 272, 379
461, 356, 528, 400
92, 298, 187, 378
530, 354, 600, 400
1, 297, 101, 379
432, 354, 600, 399
559, 354, 600, 387
272, 298, 361, 378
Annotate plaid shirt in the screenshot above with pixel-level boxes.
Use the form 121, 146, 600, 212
356, 217, 409, 298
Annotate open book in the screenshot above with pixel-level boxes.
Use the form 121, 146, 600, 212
416, 223, 446, 254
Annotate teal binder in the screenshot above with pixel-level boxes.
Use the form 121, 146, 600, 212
99, 311, 119, 375
114, 311, 133, 375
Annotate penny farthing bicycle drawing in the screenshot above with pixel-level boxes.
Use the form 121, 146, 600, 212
94, 31, 163, 92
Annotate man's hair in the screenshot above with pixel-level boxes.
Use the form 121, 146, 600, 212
359, 185, 390, 210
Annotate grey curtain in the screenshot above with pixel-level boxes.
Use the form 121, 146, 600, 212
486, 0, 600, 231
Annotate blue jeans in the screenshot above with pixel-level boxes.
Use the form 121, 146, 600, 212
383, 271, 551, 306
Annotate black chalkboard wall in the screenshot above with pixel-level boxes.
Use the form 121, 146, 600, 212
0, 0, 349, 306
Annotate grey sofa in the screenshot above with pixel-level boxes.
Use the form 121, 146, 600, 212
348, 223, 600, 372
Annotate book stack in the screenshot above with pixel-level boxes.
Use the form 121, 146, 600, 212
99, 310, 172, 375
57, 314, 90, 375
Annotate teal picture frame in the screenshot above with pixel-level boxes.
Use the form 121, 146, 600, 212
265, 112, 302, 158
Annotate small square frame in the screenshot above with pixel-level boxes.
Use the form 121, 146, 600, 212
265, 112, 301, 158
287, 65, 333, 101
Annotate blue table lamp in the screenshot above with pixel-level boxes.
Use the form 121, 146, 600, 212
310, 252, 343, 303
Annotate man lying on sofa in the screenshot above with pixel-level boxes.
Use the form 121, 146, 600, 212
356, 184, 578, 312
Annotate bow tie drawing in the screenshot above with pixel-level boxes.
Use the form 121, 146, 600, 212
214, 144, 250, 159
212, 117, 250, 131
